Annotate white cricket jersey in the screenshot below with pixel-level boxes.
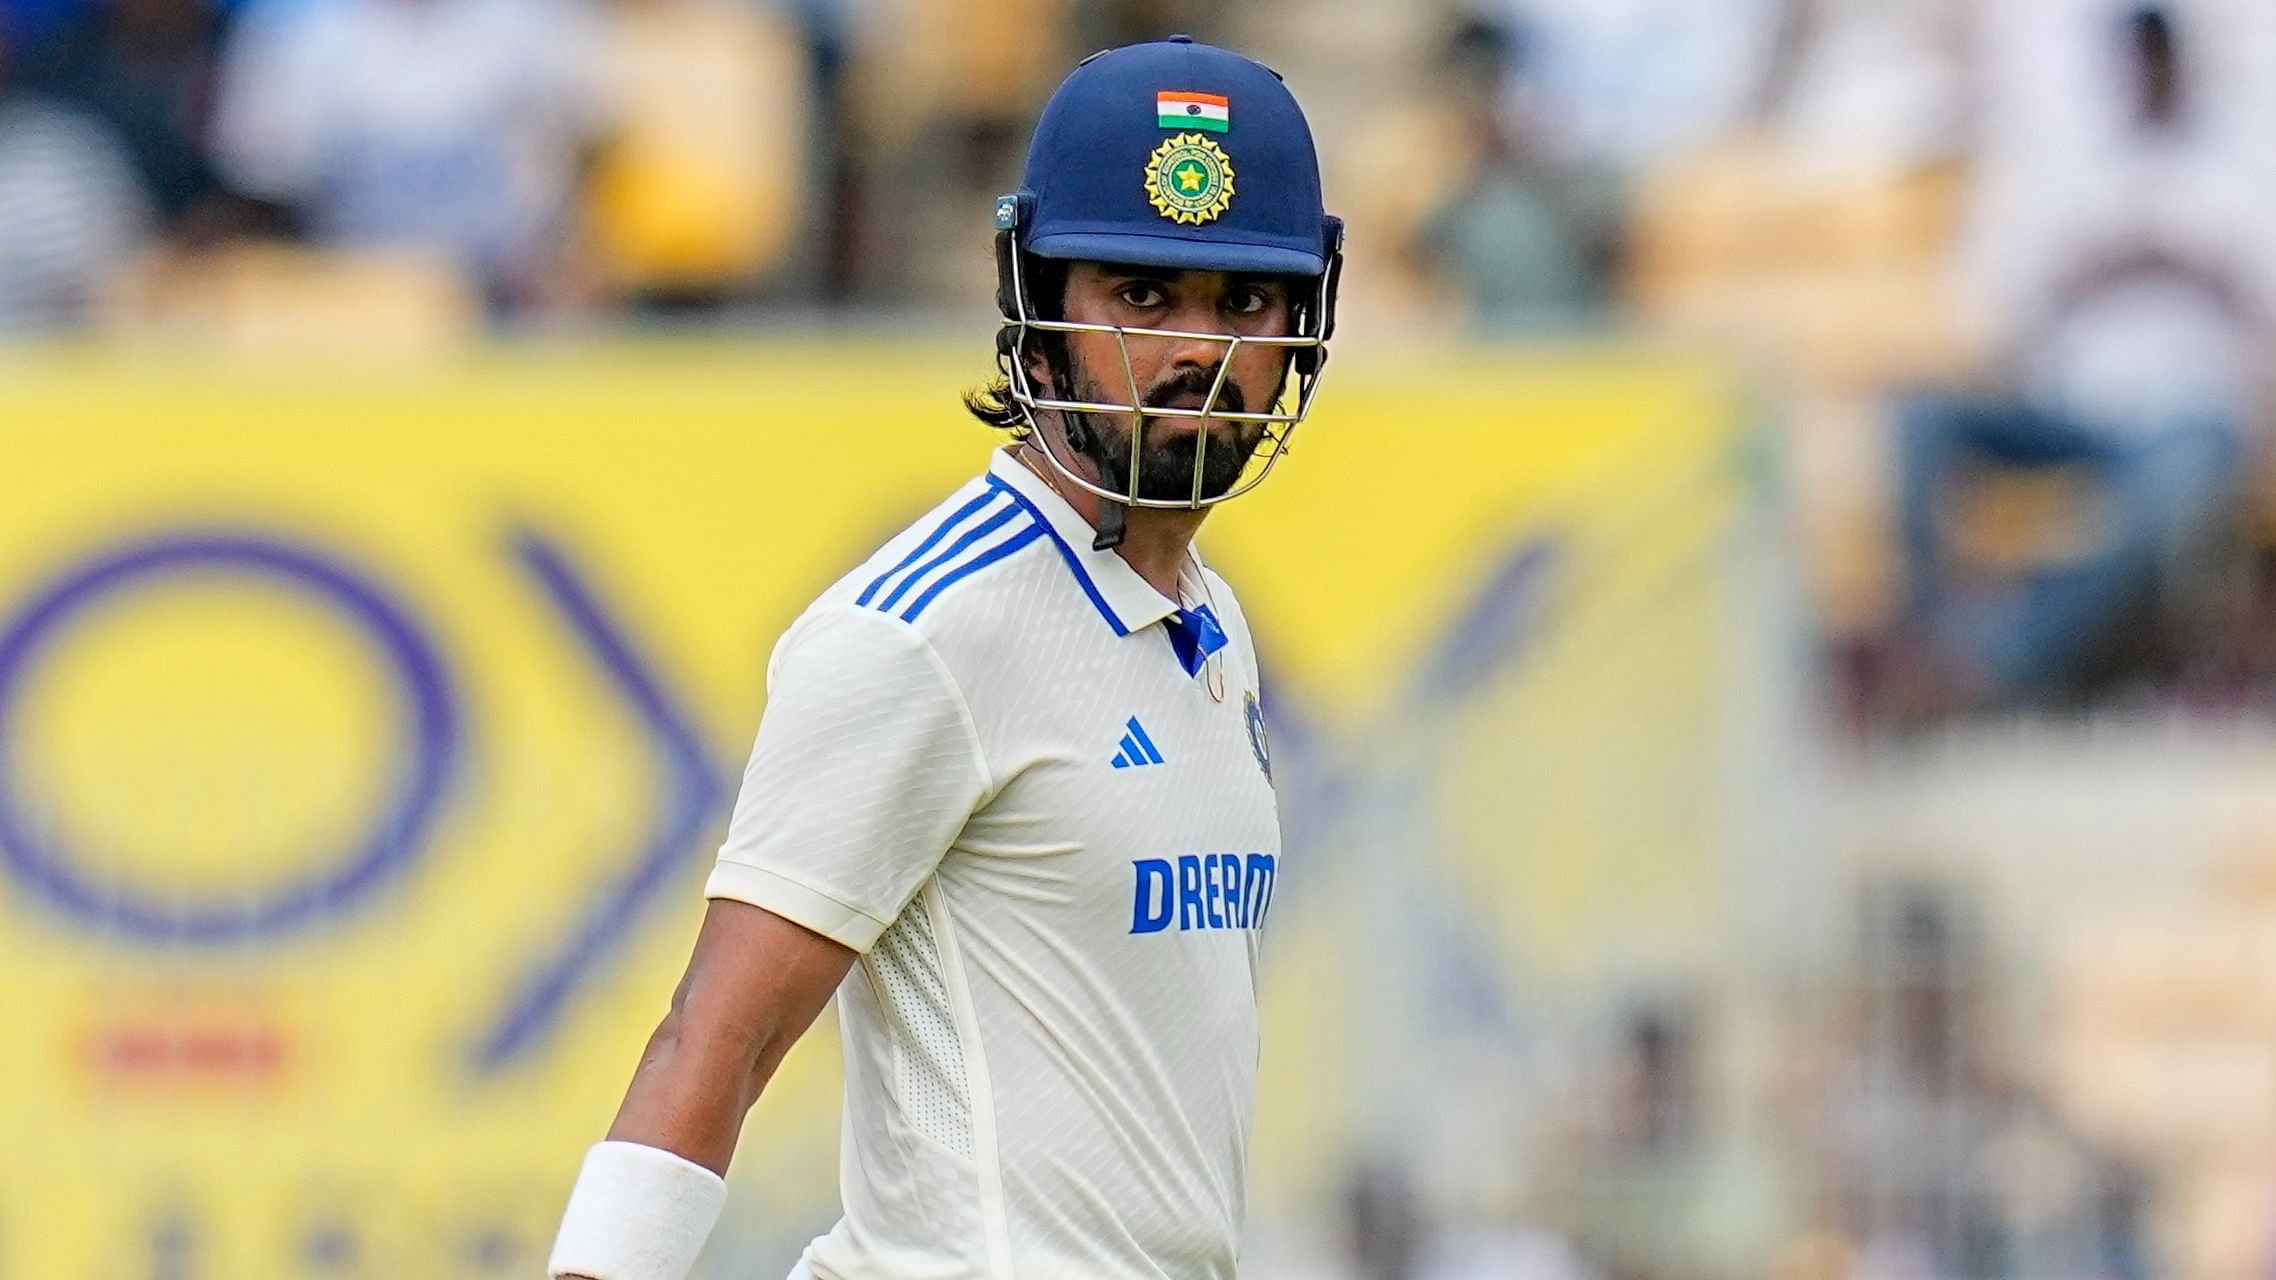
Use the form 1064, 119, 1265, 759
706, 447, 1283, 1280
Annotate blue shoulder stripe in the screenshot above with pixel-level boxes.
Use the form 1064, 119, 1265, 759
982, 473, 1129, 635
856, 489, 998, 607
901, 523, 1045, 621
876, 500, 1024, 611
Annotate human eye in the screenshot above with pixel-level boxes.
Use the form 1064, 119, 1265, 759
1223, 286, 1273, 317
1118, 280, 1167, 308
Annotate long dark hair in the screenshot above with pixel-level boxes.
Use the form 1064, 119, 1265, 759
961, 378, 1028, 433
964, 254, 1069, 434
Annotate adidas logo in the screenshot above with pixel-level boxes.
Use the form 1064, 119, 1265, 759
1110, 717, 1165, 769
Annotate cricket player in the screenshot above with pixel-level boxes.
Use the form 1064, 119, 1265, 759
547, 35, 1342, 1280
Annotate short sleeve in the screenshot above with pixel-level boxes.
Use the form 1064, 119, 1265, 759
705, 605, 991, 952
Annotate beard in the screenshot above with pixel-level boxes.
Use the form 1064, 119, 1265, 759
1055, 364, 1270, 503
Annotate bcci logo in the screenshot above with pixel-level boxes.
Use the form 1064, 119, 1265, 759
1244, 691, 1271, 783
1145, 134, 1236, 226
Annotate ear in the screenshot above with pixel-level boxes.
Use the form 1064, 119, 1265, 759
1022, 332, 1055, 389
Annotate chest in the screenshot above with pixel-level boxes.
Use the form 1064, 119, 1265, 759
954, 642, 1281, 934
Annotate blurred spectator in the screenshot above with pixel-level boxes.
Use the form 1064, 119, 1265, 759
1547, 998, 1799, 1280
1817, 884, 2149, 1280
1764, 0, 1966, 173
1070, 0, 1222, 53
15, 0, 238, 236
1416, 1226, 1597, 1280
584, 0, 805, 309
0, 24, 153, 331
782, 0, 859, 301
205, 0, 604, 317
1347, 1156, 1425, 1280
1466, 0, 1784, 168
840, 0, 1073, 302
1889, 0, 2276, 713
1411, 17, 1618, 331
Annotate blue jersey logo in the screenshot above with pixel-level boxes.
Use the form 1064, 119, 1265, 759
1243, 691, 1270, 782
1130, 853, 1276, 933
1110, 716, 1164, 769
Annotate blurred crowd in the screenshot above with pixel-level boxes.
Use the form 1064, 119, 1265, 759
0, 0, 1253, 330
1328, 838, 2276, 1280
1353, 0, 2276, 733
7, 3, 2276, 1279
0, 0, 826, 329
1366, 0, 2276, 735
5, 0, 2271, 726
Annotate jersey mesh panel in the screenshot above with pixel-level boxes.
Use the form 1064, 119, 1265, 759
866, 897, 974, 1156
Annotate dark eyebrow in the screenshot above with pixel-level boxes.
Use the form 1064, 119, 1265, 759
1101, 267, 1289, 291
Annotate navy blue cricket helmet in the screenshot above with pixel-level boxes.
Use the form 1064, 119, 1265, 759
991, 36, 1344, 513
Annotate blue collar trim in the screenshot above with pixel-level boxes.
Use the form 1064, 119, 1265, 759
984, 472, 1132, 635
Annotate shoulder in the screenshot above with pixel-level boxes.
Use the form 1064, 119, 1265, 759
796, 474, 1056, 660
766, 600, 959, 703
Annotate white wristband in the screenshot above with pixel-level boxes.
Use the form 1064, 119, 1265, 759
548, 1140, 730, 1280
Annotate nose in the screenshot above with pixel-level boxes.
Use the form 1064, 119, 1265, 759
1158, 300, 1235, 372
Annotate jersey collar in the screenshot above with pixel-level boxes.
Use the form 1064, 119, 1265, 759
986, 448, 1181, 636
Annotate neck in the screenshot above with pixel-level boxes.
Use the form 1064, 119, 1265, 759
1015, 441, 1206, 601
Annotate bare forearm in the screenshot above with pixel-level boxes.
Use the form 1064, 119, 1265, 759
597, 900, 855, 1174
603, 1015, 775, 1175
549, 902, 853, 1280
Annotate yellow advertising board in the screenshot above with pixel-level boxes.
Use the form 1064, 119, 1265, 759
0, 338, 1741, 1278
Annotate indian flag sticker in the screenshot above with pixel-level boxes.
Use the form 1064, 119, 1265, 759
1157, 91, 1229, 133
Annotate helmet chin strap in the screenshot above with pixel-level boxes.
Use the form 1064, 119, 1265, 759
1047, 388, 1132, 552
1091, 496, 1129, 552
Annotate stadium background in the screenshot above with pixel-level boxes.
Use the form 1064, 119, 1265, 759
3, 1, 2276, 1278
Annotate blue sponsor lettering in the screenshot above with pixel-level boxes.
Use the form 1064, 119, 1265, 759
1244, 852, 1277, 929
1130, 859, 1173, 933
1129, 853, 1277, 933
1176, 856, 1204, 930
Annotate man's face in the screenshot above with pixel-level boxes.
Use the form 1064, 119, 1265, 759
1033, 262, 1295, 504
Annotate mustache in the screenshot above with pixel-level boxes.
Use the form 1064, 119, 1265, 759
1142, 367, 1246, 414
